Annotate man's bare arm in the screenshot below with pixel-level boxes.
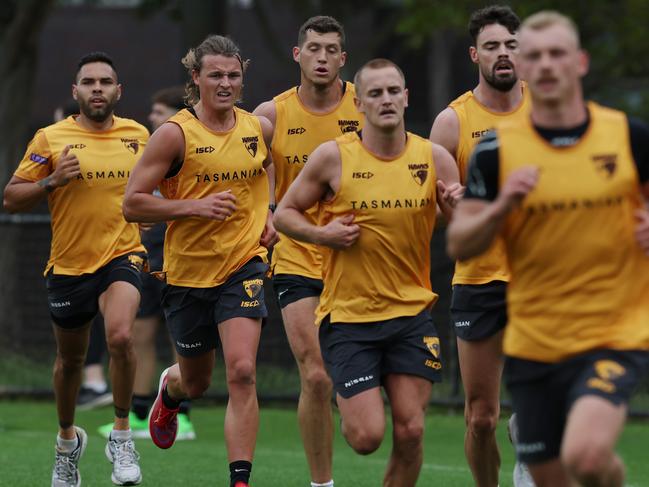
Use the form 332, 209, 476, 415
429, 107, 460, 159
122, 122, 236, 223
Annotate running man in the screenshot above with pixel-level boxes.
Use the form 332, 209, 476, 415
275, 58, 461, 487
122, 35, 277, 487
447, 11, 649, 487
4, 52, 146, 486
429, 6, 533, 487
253, 15, 362, 487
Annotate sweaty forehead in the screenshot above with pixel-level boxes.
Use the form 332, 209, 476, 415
477, 23, 517, 45
303, 30, 342, 47
200, 54, 242, 72
359, 66, 404, 91
76, 62, 117, 82
520, 23, 579, 51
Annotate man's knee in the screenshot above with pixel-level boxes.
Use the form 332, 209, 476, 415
343, 422, 384, 455
393, 417, 425, 449
105, 321, 133, 354
226, 358, 256, 386
302, 366, 332, 398
562, 441, 616, 484
465, 398, 499, 438
55, 352, 86, 373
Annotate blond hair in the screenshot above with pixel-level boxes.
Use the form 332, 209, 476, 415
521, 11, 581, 47
181, 35, 250, 106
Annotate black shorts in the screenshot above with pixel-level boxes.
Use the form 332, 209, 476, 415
506, 349, 649, 464
450, 281, 507, 341
319, 310, 443, 399
137, 272, 165, 318
163, 258, 269, 357
46, 252, 146, 329
273, 273, 323, 309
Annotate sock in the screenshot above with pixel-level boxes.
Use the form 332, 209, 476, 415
57, 434, 79, 453
132, 394, 153, 420
110, 429, 132, 442
311, 481, 334, 487
229, 460, 252, 486
162, 386, 181, 410
178, 399, 191, 417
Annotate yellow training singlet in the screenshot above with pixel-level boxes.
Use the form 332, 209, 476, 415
14, 115, 148, 275
499, 103, 649, 362
450, 85, 530, 285
271, 82, 363, 278
160, 107, 269, 287
316, 132, 438, 324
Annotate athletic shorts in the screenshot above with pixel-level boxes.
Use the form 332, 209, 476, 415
319, 309, 443, 399
505, 349, 649, 464
450, 281, 507, 341
273, 273, 323, 308
137, 272, 165, 318
46, 252, 146, 329
163, 257, 269, 357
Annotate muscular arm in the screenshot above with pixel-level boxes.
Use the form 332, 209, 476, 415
274, 141, 359, 250
123, 122, 235, 223
3, 145, 80, 213
429, 107, 460, 159
446, 133, 538, 260
257, 114, 278, 247
431, 142, 462, 221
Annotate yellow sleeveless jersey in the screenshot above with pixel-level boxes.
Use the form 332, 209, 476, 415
450, 85, 530, 285
271, 82, 363, 278
499, 103, 649, 362
316, 132, 439, 324
160, 107, 269, 287
14, 115, 147, 276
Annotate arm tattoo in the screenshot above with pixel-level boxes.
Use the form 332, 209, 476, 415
37, 176, 54, 192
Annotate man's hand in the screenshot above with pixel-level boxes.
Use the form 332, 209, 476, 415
635, 208, 649, 256
192, 191, 237, 220
437, 180, 465, 208
49, 145, 81, 188
317, 213, 360, 250
494, 166, 539, 216
260, 209, 279, 248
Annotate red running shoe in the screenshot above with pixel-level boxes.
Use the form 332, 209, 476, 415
148, 367, 179, 449
233, 483, 250, 487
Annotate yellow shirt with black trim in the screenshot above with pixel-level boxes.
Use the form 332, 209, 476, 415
160, 107, 268, 287
316, 132, 438, 324
14, 115, 148, 276
449, 85, 530, 285
498, 103, 649, 362
271, 82, 363, 278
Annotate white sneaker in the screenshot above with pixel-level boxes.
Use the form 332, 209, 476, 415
52, 426, 88, 487
508, 414, 536, 487
105, 435, 142, 485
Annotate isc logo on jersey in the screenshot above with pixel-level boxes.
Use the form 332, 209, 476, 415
196, 146, 215, 154
287, 127, 306, 135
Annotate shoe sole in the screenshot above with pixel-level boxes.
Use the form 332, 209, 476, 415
148, 367, 177, 449
77, 392, 113, 411
105, 442, 142, 486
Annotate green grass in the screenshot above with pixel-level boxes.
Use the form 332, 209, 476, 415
2, 401, 649, 486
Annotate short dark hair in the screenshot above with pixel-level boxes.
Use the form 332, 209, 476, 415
353, 58, 405, 93
298, 15, 345, 49
468, 5, 520, 44
151, 86, 186, 110
76, 51, 116, 80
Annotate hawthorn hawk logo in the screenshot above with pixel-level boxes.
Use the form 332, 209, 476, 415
242, 136, 259, 157
591, 154, 617, 178
423, 336, 440, 358
243, 278, 263, 298
408, 163, 429, 185
121, 138, 139, 155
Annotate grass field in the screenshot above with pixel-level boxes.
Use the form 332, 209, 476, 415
2, 401, 649, 486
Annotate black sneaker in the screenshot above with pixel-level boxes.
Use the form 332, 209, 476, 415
77, 386, 112, 411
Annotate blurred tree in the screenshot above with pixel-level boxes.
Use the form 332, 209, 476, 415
397, 0, 649, 119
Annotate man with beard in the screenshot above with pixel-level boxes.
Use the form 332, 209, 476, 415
4, 52, 147, 487
253, 16, 362, 487
429, 6, 533, 487
447, 11, 649, 486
